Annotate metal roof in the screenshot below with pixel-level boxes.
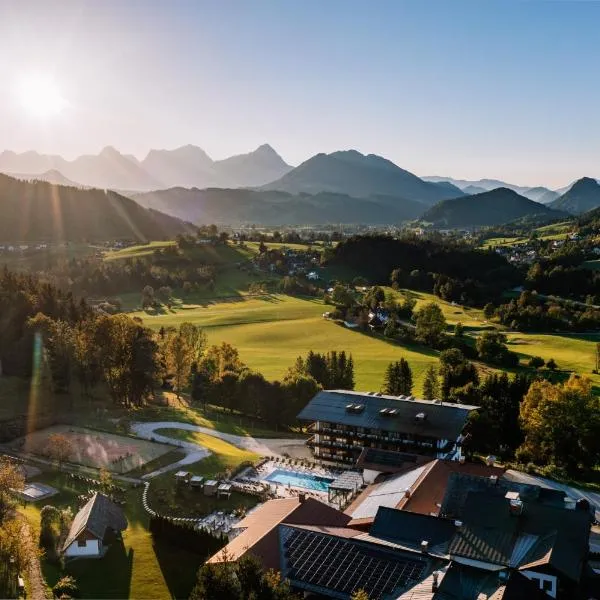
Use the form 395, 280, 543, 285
349, 465, 430, 520
297, 390, 478, 440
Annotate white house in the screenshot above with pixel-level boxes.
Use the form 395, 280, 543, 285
62, 493, 127, 559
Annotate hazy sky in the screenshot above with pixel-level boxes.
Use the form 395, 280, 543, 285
1, 0, 599, 187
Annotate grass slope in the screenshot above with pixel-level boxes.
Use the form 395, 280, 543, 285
130, 295, 439, 393
22, 471, 203, 599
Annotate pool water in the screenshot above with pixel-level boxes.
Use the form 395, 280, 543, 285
265, 469, 334, 492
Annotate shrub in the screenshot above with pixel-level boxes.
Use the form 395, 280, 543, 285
528, 356, 545, 369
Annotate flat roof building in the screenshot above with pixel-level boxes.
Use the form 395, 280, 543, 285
298, 390, 478, 465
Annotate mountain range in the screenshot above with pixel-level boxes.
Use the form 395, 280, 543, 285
0, 144, 292, 191
422, 176, 561, 204
421, 187, 569, 228
3, 143, 600, 229
261, 150, 464, 205
0, 174, 193, 241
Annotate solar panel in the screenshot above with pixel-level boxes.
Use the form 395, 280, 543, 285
281, 527, 427, 599
363, 448, 418, 467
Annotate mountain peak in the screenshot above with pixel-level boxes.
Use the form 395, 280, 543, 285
550, 176, 600, 214
570, 176, 599, 190
99, 145, 123, 158
255, 143, 278, 155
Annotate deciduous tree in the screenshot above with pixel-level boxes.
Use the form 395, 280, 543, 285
518, 375, 600, 472
415, 302, 447, 347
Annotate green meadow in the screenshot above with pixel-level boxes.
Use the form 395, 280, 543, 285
131, 295, 440, 394
131, 290, 600, 394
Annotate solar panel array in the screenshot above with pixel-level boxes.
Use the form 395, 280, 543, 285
363, 448, 418, 467
281, 526, 427, 599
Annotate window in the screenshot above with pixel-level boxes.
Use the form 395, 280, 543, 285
77, 539, 86, 547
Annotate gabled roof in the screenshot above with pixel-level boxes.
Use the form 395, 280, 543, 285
297, 390, 478, 440
62, 493, 127, 551
445, 490, 591, 582
208, 496, 350, 569
397, 459, 505, 516
346, 463, 431, 521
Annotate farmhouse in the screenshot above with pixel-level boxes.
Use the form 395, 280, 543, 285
298, 390, 478, 465
62, 493, 128, 559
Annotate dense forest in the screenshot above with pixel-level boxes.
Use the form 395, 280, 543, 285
326, 235, 520, 304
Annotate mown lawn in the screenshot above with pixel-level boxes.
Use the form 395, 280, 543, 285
505, 332, 600, 387
155, 429, 259, 475
130, 295, 440, 394
145, 429, 260, 519
21, 471, 204, 599
386, 287, 489, 329
103, 240, 177, 261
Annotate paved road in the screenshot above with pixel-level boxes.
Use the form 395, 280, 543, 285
130, 421, 310, 478
505, 469, 600, 519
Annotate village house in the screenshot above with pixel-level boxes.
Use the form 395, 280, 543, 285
62, 493, 128, 559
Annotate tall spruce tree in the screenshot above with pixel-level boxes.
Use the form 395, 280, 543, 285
422, 365, 439, 400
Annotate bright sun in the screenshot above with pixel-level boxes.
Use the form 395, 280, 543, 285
17, 74, 67, 118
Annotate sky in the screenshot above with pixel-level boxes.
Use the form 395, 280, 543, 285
1, 0, 599, 188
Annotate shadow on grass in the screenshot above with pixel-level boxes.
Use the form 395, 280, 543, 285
66, 541, 133, 599
340, 323, 440, 358
153, 539, 204, 599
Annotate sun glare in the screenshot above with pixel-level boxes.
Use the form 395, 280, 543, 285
16, 74, 67, 118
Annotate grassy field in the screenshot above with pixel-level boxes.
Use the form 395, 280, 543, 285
156, 429, 259, 475
103, 240, 177, 261
21, 471, 204, 599
145, 428, 260, 519
387, 288, 489, 329
505, 332, 600, 383
130, 287, 600, 394
131, 294, 440, 394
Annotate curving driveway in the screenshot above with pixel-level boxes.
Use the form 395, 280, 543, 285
131, 421, 309, 478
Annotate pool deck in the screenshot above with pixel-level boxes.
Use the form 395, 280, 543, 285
233, 459, 339, 501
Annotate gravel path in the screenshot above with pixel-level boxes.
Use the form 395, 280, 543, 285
16, 514, 49, 599
130, 421, 309, 478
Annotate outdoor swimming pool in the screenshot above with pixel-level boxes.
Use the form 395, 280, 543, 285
265, 469, 334, 492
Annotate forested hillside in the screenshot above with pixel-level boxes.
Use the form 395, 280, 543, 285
422, 188, 566, 228
326, 235, 520, 304
0, 174, 194, 241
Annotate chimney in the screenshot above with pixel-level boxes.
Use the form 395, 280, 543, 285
505, 491, 523, 516
420, 540, 429, 553
432, 570, 440, 592
298, 493, 306, 504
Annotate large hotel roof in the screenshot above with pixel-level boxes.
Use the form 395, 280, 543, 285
297, 390, 478, 441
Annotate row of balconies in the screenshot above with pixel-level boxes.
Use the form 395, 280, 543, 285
311, 423, 438, 445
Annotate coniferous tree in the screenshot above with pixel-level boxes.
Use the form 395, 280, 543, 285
422, 365, 439, 400
399, 358, 413, 395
